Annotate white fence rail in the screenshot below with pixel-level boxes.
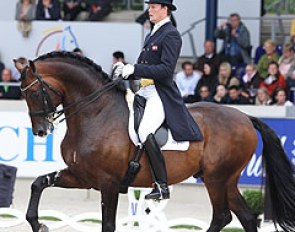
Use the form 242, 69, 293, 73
0, 188, 282, 232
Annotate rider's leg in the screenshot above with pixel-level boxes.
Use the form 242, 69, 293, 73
144, 133, 169, 200
137, 87, 168, 200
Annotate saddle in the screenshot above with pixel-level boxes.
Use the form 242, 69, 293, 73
133, 95, 168, 147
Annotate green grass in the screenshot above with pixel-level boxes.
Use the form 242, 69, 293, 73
0, 214, 17, 218
222, 228, 244, 232
79, 219, 102, 224
39, 216, 102, 224
170, 225, 201, 230
39, 216, 62, 221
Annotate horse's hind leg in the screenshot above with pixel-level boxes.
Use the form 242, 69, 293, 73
205, 181, 232, 232
227, 181, 258, 232
26, 168, 89, 232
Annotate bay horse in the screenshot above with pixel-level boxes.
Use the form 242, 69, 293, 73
17, 51, 295, 232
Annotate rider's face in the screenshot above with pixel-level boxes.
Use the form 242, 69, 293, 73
148, 4, 168, 24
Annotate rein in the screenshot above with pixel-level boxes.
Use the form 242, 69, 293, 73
21, 66, 123, 123
55, 76, 123, 123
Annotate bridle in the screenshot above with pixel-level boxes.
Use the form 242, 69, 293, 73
20, 67, 64, 123
20, 65, 123, 123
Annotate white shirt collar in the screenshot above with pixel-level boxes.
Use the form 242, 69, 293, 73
151, 17, 170, 35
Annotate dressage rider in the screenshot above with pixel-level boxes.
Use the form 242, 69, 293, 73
114, 0, 202, 200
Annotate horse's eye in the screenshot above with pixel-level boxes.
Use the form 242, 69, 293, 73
31, 91, 40, 98
30, 91, 42, 101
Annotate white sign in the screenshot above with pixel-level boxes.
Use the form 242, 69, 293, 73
0, 112, 66, 177
1, 21, 142, 73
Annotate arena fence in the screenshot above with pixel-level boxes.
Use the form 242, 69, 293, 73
0, 187, 282, 232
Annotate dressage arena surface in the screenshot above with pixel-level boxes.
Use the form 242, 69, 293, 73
3, 178, 259, 232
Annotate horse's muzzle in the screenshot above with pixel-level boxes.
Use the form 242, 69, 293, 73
33, 122, 54, 137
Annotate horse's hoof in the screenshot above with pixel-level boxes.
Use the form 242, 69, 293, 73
38, 224, 49, 232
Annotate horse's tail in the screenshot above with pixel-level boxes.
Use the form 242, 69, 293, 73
249, 116, 295, 231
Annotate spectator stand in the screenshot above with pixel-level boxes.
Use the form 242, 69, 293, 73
112, 0, 143, 11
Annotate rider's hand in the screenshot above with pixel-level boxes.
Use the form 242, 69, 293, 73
122, 64, 135, 79
112, 62, 124, 78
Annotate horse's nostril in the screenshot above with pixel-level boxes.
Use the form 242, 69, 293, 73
37, 130, 46, 137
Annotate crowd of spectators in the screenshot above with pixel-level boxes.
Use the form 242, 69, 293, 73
15, 0, 113, 36
175, 12, 295, 107
4, 8, 295, 106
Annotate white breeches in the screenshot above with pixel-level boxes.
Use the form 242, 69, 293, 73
129, 85, 165, 143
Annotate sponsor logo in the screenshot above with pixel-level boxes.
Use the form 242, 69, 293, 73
35, 26, 79, 56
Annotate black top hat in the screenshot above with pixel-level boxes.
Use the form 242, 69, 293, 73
145, 0, 177, 11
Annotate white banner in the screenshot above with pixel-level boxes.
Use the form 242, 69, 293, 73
0, 21, 142, 74
0, 112, 66, 177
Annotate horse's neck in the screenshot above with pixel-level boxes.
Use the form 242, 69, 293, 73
63, 90, 128, 141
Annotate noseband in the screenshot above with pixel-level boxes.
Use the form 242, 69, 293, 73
21, 65, 123, 123
20, 66, 63, 120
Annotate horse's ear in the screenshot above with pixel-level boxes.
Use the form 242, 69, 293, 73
13, 58, 27, 74
28, 60, 36, 73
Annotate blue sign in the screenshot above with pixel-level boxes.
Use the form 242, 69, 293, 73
194, 118, 295, 185
239, 118, 295, 185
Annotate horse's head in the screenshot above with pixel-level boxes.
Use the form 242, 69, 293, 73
18, 60, 64, 137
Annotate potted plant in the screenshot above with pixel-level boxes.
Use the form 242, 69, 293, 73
242, 189, 264, 227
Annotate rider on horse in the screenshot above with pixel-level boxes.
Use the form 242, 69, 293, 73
114, 0, 202, 200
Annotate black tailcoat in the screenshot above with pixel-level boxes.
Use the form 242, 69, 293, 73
134, 22, 203, 141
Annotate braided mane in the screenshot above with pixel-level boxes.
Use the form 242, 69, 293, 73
34, 51, 111, 81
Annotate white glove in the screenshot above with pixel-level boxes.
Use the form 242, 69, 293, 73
112, 61, 124, 78
122, 64, 135, 79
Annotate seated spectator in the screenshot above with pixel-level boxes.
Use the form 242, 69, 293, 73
257, 39, 280, 79
255, 87, 271, 105
228, 76, 240, 88
197, 85, 214, 102
175, 61, 201, 100
15, 0, 36, 37
213, 84, 227, 104
217, 62, 233, 89
87, 0, 112, 21
193, 40, 223, 74
260, 61, 286, 97
36, 0, 61, 20
272, 88, 293, 106
0, 68, 21, 100
278, 43, 295, 79
63, 0, 88, 21
215, 13, 251, 66
223, 85, 251, 105
195, 63, 218, 96
286, 70, 295, 102
240, 64, 263, 102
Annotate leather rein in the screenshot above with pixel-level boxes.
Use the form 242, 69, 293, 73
20, 65, 123, 123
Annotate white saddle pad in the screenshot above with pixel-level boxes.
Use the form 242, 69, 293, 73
126, 89, 189, 151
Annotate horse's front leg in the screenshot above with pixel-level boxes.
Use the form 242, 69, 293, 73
101, 181, 120, 232
26, 168, 89, 232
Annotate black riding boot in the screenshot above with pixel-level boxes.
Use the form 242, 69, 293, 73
144, 133, 170, 200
